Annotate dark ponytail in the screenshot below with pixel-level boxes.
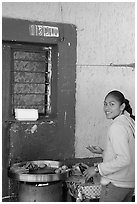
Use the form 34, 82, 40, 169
106, 90, 135, 121
124, 99, 135, 121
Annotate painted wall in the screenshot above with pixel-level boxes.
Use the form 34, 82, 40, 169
2, 2, 135, 159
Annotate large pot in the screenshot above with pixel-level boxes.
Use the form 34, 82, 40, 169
8, 160, 69, 202
9, 160, 68, 182
18, 181, 64, 202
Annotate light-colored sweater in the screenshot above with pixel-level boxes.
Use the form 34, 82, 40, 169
98, 114, 135, 188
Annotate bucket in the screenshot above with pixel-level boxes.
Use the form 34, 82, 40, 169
18, 181, 63, 202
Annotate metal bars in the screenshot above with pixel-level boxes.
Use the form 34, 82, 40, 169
11, 45, 52, 115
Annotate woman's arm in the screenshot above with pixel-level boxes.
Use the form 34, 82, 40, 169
98, 124, 130, 176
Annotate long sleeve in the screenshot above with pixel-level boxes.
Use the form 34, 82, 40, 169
98, 124, 130, 176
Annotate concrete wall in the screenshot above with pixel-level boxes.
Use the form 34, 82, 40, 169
2, 2, 135, 158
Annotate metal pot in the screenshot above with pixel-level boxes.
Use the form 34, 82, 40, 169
18, 181, 64, 202
8, 160, 69, 182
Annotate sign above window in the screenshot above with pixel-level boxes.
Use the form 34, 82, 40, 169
29, 24, 59, 37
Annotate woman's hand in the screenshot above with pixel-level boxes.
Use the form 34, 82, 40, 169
86, 145, 104, 154
83, 166, 96, 180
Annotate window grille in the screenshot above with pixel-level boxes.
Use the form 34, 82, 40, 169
11, 45, 52, 116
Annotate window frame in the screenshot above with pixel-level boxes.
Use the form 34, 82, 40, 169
3, 41, 58, 121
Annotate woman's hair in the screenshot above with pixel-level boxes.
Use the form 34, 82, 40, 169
106, 90, 135, 121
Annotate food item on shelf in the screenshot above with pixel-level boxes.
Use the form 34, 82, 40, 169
55, 165, 69, 174
71, 163, 89, 176
79, 163, 87, 174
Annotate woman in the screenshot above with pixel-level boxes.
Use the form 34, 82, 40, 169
84, 90, 135, 202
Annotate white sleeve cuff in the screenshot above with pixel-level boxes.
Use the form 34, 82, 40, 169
98, 163, 104, 176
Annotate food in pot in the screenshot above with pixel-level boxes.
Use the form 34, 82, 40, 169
39, 163, 47, 168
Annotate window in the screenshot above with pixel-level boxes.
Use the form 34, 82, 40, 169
11, 44, 52, 116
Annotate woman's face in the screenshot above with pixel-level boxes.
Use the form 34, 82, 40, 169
103, 94, 124, 120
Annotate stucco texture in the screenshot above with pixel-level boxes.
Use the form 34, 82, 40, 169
2, 2, 135, 64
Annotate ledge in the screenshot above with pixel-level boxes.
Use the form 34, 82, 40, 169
61, 157, 103, 167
